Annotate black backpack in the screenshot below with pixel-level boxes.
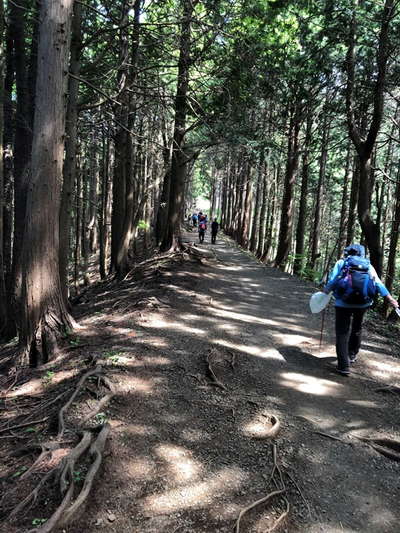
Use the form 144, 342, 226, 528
335, 256, 376, 305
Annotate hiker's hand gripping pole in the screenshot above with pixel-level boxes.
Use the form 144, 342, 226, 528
386, 295, 399, 308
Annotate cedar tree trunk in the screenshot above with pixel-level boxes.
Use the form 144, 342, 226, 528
18, 0, 74, 366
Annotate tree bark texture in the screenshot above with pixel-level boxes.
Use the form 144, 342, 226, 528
0, 0, 7, 332
337, 142, 352, 258
383, 163, 400, 314
9, 0, 32, 327
294, 111, 312, 275
111, 0, 141, 277
249, 154, 264, 254
18, 0, 74, 365
309, 110, 330, 270
160, 0, 195, 251
346, 0, 395, 275
59, 0, 82, 303
274, 105, 301, 268
99, 129, 111, 279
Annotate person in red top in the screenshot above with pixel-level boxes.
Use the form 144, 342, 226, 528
198, 213, 207, 243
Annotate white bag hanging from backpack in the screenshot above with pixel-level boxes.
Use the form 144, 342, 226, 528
309, 291, 332, 314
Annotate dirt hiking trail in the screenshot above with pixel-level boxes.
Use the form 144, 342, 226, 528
3, 231, 400, 533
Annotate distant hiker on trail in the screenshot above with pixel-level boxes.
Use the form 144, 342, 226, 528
192, 213, 198, 227
198, 213, 207, 244
323, 244, 399, 376
211, 218, 219, 244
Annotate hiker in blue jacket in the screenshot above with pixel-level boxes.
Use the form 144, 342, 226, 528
324, 244, 399, 376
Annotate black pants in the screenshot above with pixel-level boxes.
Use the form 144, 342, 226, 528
335, 307, 367, 371
199, 230, 205, 243
211, 231, 217, 244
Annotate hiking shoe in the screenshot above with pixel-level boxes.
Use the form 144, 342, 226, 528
349, 354, 358, 364
336, 367, 350, 376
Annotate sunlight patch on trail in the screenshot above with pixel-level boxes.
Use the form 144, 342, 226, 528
142, 316, 205, 335
120, 456, 154, 480
280, 372, 343, 396
214, 339, 284, 361
155, 444, 202, 484
362, 355, 400, 382
211, 307, 280, 326
273, 332, 317, 346
141, 467, 245, 514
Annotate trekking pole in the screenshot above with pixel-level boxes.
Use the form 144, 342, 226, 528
319, 308, 326, 352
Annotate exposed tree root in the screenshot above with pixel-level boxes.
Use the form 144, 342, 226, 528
313, 431, 351, 445
359, 436, 400, 462
59, 423, 111, 526
235, 443, 290, 532
228, 350, 236, 370
123, 252, 181, 280
83, 375, 115, 422
235, 489, 286, 533
5, 366, 113, 531
206, 349, 227, 391
261, 415, 281, 439
0, 417, 48, 435
375, 385, 400, 395
57, 365, 103, 438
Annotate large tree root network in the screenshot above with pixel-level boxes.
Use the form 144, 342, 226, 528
4, 365, 114, 532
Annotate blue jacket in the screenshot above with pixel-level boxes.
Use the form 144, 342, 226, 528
324, 245, 389, 308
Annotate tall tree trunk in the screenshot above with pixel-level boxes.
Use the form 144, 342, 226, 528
0, 0, 6, 333
3, 19, 14, 327
234, 159, 245, 241
160, 0, 196, 251
220, 167, 228, 230
9, 0, 32, 331
99, 129, 111, 279
346, 156, 359, 245
309, 110, 330, 270
74, 169, 82, 292
88, 144, 99, 253
294, 110, 312, 275
383, 163, 400, 314
239, 163, 253, 248
274, 104, 301, 268
18, 0, 74, 366
59, 0, 82, 303
256, 163, 268, 259
346, 0, 395, 275
262, 165, 279, 263
337, 142, 352, 258
249, 152, 264, 253
111, 0, 141, 277
81, 166, 90, 286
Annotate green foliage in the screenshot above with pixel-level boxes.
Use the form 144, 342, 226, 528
138, 220, 150, 230
103, 350, 122, 364
25, 426, 40, 433
42, 371, 55, 385
12, 466, 28, 477
31, 518, 47, 527
94, 412, 107, 424
73, 470, 85, 482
